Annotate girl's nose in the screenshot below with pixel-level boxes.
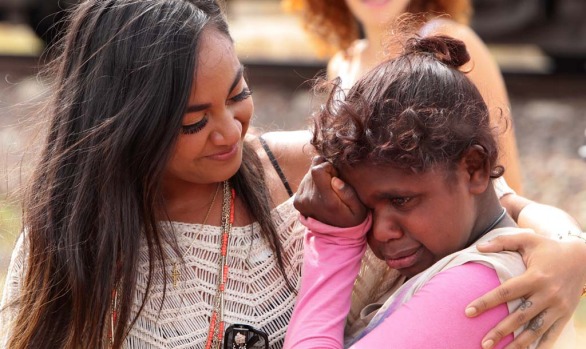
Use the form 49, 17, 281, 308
371, 212, 404, 242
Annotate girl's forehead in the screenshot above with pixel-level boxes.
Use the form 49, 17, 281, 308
340, 161, 450, 186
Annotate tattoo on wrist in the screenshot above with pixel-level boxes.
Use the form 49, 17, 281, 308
556, 231, 586, 298
558, 230, 586, 243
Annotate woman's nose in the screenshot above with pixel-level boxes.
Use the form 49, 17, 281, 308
209, 109, 242, 145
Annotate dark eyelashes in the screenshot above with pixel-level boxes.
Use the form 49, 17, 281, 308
181, 87, 251, 135
181, 116, 208, 135
231, 87, 252, 102
389, 196, 414, 209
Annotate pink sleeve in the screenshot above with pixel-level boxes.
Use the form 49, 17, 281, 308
284, 215, 513, 349
283, 215, 372, 349
349, 263, 513, 349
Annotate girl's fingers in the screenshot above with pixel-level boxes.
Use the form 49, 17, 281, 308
535, 319, 565, 349
476, 290, 572, 349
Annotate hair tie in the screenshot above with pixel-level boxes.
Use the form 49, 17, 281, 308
404, 35, 470, 68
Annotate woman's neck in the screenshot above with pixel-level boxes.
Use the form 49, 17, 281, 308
357, 22, 411, 80
162, 181, 223, 224
359, 25, 386, 72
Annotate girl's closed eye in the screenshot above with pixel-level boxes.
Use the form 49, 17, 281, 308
181, 114, 208, 135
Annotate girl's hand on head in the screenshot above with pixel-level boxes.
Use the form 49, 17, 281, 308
294, 156, 367, 227
464, 233, 586, 349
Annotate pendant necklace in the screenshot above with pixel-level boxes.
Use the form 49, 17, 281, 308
171, 182, 221, 287
108, 182, 221, 347
480, 207, 507, 236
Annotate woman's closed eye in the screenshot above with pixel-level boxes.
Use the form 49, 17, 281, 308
229, 87, 252, 103
181, 87, 251, 135
181, 114, 208, 135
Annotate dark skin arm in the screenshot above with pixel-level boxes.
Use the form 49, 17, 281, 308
293, 156, 366, 228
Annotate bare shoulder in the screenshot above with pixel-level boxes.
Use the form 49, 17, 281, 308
260, 131, 314, 192
248, 131, 314, 194
328, 40, 367, 80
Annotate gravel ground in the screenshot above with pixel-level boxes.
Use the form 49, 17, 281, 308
505, 75, 586, 224
0, 7, 584, 343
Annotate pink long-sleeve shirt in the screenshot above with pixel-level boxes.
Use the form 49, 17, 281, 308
284, 215, 513, 349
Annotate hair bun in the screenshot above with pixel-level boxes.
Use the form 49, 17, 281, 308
404, 35, 470, 68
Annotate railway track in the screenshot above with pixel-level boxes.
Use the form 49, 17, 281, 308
1, 54, 584, 98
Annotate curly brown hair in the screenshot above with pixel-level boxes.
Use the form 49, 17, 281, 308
312, 35, 503, 179
284, 0, 472, 55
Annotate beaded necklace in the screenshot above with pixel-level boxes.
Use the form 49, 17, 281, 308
109, 287, 119, 347
205, 180, 235, 349
109, 181, 229, 348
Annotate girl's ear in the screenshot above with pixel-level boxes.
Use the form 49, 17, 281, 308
461, 145, 491, 195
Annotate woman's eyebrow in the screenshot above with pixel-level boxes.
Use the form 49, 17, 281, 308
185, 65, 245, 113
228, 65, 244, 94
185, 103, 210, 113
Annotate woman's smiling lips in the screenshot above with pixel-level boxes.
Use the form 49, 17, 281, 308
384, 246, 423, 270
206, 143, 238, 161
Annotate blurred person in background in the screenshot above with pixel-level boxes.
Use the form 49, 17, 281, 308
284, 0, 523, 194
0, 1, 585, 348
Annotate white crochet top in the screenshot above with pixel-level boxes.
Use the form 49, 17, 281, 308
0, 198, 305, 348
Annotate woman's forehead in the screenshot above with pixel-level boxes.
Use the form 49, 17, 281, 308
197, 27, 238, 70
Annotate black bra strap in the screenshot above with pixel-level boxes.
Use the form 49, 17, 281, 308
259, 136, 294, 197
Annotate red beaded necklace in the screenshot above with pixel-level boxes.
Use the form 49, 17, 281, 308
205, 180, 235, 349
109, 181, 235, 349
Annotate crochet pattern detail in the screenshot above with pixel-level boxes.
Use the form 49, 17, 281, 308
1, 199, 304, 349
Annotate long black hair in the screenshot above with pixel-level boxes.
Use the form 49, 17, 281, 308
5, 1, 290, 348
